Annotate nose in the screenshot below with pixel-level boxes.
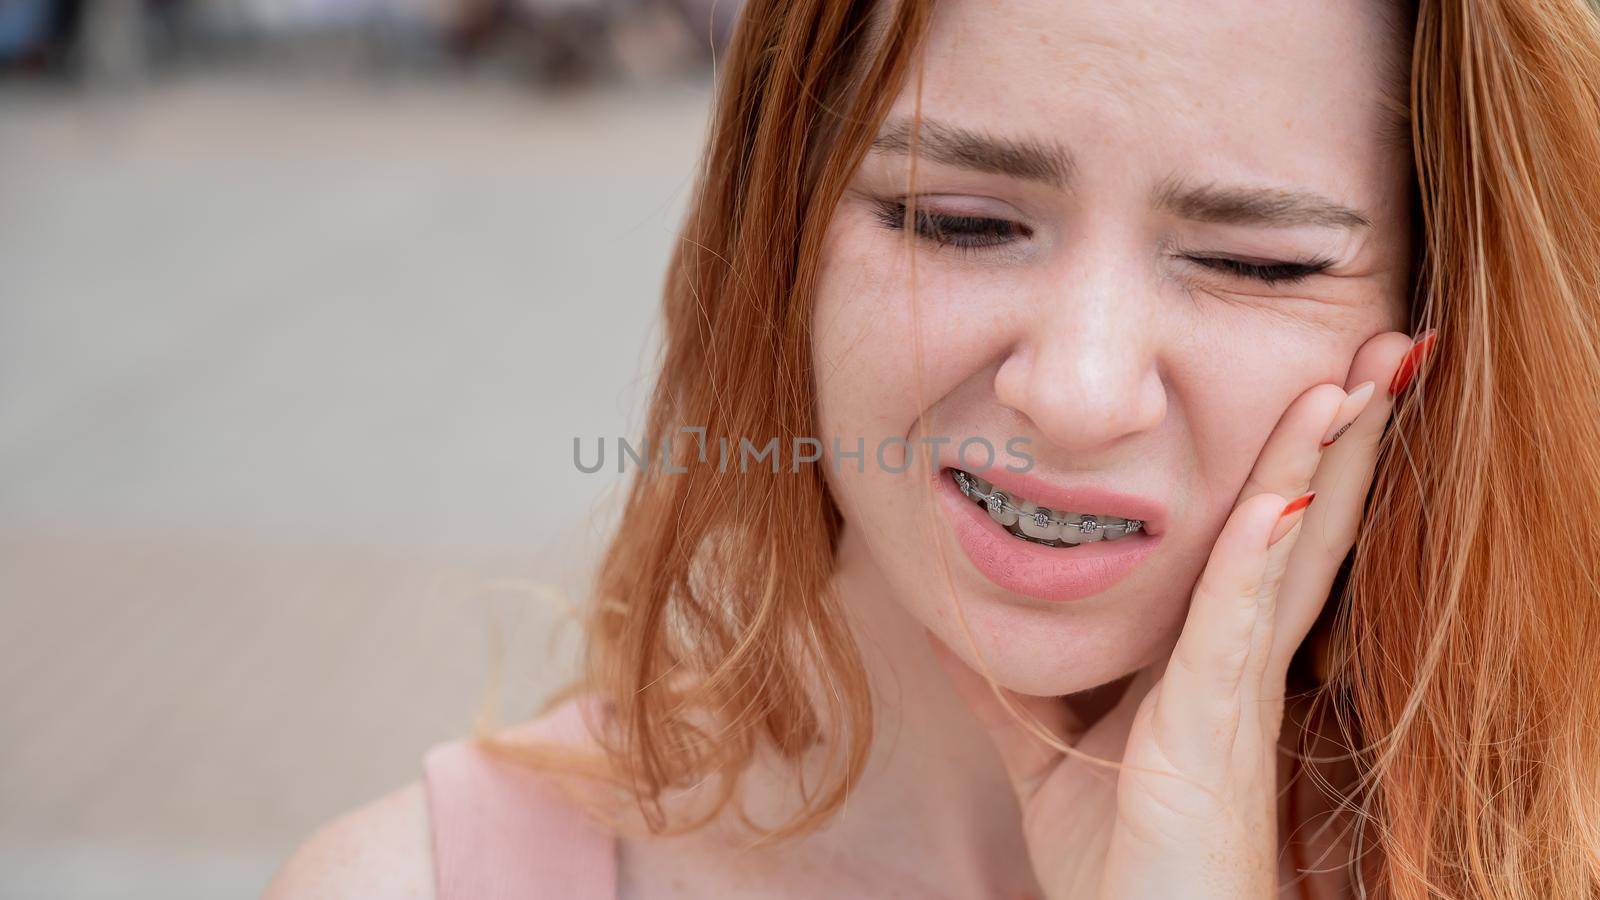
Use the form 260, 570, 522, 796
992, 265, 1167, 455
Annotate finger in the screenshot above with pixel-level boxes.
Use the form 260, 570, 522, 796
1235, 381, 1347, 507
925, 630, 1082, 801
1232, 382, 1348, 700
1270, 329, 1431, 670
1154, 491, 1287, 770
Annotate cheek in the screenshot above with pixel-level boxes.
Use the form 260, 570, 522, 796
813, 226, 893, 434
811, 223, 972, 445
810, 226, 906, 531
1174, 299, 1385, 508
811, 219, 1011, 561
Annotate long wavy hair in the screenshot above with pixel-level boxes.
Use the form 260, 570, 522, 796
502, 1, 1600, 895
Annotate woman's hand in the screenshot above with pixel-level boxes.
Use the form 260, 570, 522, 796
929, 329, 1432, 900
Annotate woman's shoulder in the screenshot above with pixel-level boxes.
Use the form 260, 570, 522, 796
264, 695, 617, 900
263, 780, 435, 899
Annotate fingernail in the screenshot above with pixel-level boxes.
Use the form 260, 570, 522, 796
1269, 492, 1316, 547
1387, 329, 1438, 398
1320, 381, 1376, 448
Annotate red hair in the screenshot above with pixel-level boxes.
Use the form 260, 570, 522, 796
494, 1, 1600, 895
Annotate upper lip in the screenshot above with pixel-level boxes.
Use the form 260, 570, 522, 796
938, 456, 1170, 536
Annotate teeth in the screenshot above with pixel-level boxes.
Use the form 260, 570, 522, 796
985, 490, 1020, 527
1063, 514, 1106, 542
950, 468, 1145, 548
1016, 500, 1062, 542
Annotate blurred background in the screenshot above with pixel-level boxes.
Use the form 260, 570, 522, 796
0, 1, 728, 895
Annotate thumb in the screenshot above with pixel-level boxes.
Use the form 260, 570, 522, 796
925, 629, 1083, 802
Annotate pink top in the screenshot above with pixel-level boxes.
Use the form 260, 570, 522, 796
423, 697, 619, 899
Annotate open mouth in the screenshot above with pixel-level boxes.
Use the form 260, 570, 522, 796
946, 468, 1146, 549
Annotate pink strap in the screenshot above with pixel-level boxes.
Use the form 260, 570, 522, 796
424, 699, 617, 899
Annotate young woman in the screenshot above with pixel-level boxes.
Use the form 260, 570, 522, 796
268, 0, 1600, 897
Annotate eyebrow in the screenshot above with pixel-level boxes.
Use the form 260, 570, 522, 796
1151, 175, 1372, 230
870, 115, 1372, 231
872, 116, 1074, 189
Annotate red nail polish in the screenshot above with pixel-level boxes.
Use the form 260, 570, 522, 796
1388, 330, 1438, 398
1269, 491, 1316, 546
1319, 381, 1376, 448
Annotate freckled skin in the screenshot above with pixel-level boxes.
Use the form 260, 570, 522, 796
811, 0, 1413, 698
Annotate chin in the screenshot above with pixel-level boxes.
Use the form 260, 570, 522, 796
922, 585, 1177, 697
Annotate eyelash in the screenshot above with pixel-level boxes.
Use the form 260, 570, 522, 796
870, 199, 1335, 286
1184, 255, 1333, 286
872, 201, 1029, 251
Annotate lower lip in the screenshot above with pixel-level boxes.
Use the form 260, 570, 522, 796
935, 470, 1160, 603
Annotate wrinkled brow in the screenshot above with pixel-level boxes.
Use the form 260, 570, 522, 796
871, 116, 1373, 231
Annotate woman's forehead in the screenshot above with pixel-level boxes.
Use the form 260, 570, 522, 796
891, 0, 1410, 204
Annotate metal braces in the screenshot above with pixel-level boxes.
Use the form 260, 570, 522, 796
951, 469, 1144, 541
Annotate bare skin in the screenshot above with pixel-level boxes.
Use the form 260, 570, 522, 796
268, 0, 1419, 896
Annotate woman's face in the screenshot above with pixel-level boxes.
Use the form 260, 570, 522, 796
812, 0, 1414, 696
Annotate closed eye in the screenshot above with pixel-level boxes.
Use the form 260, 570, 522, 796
871, 198, 1336, 285
871, 200, 1030, 252
1184, 255, 1334, 286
